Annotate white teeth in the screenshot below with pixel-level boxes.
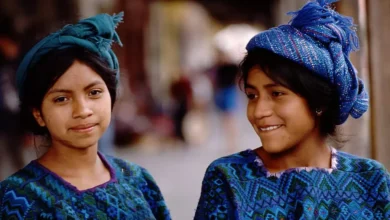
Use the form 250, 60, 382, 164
259, 125, 281, 131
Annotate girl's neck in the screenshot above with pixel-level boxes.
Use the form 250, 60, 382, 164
37, 141, 112, 191
37, 141, 102, 178
256, 134, 331, 173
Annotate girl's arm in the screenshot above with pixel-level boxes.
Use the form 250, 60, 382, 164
195, 165, 236, 220
140, 168, 172, 220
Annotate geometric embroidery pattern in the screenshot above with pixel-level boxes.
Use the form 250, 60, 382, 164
0, 153, 171, 219
195, 150, 390, 219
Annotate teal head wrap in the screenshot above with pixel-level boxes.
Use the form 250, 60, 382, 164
16, 12, 124, 99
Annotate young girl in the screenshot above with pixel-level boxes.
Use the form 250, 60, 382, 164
0, 13, 171, 219
195, 0, 390, 219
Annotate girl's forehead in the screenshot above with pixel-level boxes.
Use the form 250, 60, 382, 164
247, 68, 274, 84
50, 61, 104, 90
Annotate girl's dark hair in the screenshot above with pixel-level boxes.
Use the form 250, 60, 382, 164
239, 48, 340, 139
20, 47, 117, 136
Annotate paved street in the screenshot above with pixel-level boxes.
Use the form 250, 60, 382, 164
115, 101, 259, 220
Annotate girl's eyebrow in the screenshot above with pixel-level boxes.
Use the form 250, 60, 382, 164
84, 80, 104, 91
244, 83, 280, 89
47, 80, 104, 95
47, 89, 71, 95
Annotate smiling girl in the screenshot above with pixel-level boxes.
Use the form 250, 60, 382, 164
0, 13, 171, 219
195, 0, 390, 219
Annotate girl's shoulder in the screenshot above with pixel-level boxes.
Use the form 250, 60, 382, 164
209, 149, 257, 167
336, 150, 388, 173
0, 162, 46, 216
205, 149, 263, 181
0, 161, 45, 192
101, 154, 154, 182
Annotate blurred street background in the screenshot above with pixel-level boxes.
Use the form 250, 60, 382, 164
1, 0, 390, 219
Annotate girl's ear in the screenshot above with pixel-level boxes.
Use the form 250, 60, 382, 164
315, 108, 323, 116
32, 108, 46, 127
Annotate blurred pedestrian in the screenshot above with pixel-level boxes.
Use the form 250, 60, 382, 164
0, 16, 24, 179
213, 62, 239, 151
170, 75, 193, 143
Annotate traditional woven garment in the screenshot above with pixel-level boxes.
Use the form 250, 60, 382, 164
195, 149, 390, 219
0, 153, 171, 219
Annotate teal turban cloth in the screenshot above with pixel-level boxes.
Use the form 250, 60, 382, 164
16, 12, 124, 99
246, 0, 368, 125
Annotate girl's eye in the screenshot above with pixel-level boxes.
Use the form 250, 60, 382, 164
89, 89, 102, 97
246, 93, 257, 100
54, 97, 68, 103
271, 91, 284, 97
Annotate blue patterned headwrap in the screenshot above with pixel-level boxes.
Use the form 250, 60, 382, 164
246, 0, 368, 125
16, 12, 124, 99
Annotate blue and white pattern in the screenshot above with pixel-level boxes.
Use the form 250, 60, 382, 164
0, 153, 171, 219
195, 149, 390, 219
